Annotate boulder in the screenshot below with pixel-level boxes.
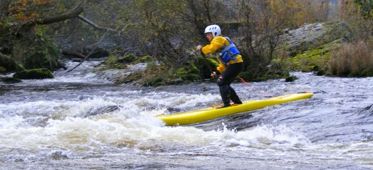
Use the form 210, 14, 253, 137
0, 53, 18, 72
279, 22, 352, 56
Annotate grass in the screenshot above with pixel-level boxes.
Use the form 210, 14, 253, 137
329, 41, 373, 77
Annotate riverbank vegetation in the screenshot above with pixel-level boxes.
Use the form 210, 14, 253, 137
0, 0, 372, 84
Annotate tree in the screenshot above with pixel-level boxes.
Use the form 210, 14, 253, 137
0, 0, 84, 72
237, 0, 304, 79
354, 0, 373, 18
340, 0, 373, 41
124, 0, 196, 67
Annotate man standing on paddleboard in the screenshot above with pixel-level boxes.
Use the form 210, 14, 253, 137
197, 24, 243, 108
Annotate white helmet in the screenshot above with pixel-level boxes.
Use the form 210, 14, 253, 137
204, 24, 221, 37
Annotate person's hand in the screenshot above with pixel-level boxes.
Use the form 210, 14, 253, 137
196, 45, 202, 51
210, 71, 217, 79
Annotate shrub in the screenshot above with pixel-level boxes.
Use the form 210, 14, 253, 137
329, 41, 373, 77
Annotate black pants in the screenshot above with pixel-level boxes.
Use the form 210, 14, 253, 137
217, 63, 243, 106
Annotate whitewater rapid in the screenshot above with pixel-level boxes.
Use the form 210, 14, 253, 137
0, 61, 372, 169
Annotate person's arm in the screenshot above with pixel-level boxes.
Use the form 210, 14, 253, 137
216, 64, 225, 73
201, 36, 226, 55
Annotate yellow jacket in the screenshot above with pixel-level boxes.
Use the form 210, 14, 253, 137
201, 36, 243, 73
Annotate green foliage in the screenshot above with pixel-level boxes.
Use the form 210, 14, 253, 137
119, 62, 171, 86
206, 58, 219, 67
1, 13, 60, 72
135, 55, 153, 63
175, 64, 201, 81
23, 33, 60, 70
26, 50, 58, 69
13, 68, 54, 79
191, 56, 217, 79
138, 63, 201, 86
103, 54, 126, 69
102, 54, 153, 70
118, 54, 137, 63
354, 0, 373, 18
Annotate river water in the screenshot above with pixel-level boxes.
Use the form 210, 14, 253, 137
0, 61, 372, 169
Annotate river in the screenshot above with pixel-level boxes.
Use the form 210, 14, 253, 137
0, 61, 372, 169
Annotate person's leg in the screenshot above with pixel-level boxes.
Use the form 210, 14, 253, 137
228, 86, 242, 104
218, 84, 231, 107
217, 63, 243, 106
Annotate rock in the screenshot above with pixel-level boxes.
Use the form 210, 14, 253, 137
0, 53, 18, 72
358, 104, 373, 118
50, 151, 68, 160
316, 70, 326, 76
83, 47, 109, 58
85, 105, 120, 117
279, 22, 352, 55
1, 77, 22, 83
13, 68, 54, 79
285, 76, 298, 82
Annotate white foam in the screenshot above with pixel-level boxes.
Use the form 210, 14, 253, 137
0, 88, 311, 152
0, 110, 310, 152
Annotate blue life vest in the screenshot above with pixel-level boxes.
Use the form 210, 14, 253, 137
219, 37, 240, 64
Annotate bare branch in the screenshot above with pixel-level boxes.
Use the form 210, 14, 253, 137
78, 15, 118, 33
65, 31, 109, 73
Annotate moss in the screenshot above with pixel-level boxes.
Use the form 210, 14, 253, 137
116, 71, 141, 84
288, 40, 342, 73
13, 68, 54, 79
102, 54, 154, 71
116, 59, 203, 86
120, 54, 153, 65
115, 62, 166, 86
118, 53, 137, 63
103, 54, 126, 69
134, 55, 153, 63
175, 66, 200, 82
143, 76, 165, 86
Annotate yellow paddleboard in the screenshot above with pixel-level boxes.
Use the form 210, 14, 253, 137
157, 92, 313, 126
